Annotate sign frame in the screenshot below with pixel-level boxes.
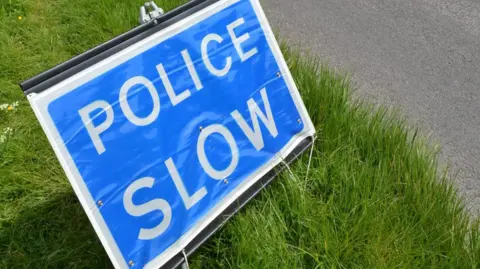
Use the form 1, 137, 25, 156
20, 0, 315, 268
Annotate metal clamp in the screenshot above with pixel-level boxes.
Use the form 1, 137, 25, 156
180, 249, 190, 269
139, 1, 165, 24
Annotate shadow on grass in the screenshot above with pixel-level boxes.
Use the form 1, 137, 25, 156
0, 192, 112, 269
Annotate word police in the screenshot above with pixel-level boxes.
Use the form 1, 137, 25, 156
78, 17, 280, 240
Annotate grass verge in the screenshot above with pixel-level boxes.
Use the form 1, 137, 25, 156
1, 0, 479, 268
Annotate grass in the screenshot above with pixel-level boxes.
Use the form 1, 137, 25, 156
1, 0, 479, 268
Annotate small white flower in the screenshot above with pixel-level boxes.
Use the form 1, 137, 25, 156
0, 127, 13, 143
0, 101, 20, 111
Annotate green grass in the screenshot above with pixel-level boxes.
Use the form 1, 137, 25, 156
1, 0, 479, 268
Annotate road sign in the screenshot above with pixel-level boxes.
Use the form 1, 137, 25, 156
24, 0, 315, 268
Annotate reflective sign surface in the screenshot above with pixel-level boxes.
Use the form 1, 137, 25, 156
28, 0, 315, 268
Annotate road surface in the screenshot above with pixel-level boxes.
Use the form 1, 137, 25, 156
260, 0, 480, 215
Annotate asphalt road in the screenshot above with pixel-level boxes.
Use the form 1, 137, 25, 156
260, 0, 480, 215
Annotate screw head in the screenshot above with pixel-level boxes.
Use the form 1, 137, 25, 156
276, 72, 281, 77
97, 200, 103, 207
223, 178, 229, 184
199, 126, 203, 131
129, 260, 134, 267
297, 118, 302, 124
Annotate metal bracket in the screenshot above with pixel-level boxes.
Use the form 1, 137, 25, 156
139, 1, 165, 24
180, 249, 189, 269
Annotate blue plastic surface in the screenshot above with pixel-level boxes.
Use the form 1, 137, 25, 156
43, 0, 311, 267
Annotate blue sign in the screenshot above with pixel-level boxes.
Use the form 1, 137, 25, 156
28, 0, 314, 268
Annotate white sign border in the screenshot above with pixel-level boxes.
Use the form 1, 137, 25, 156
27, 0, 315, 268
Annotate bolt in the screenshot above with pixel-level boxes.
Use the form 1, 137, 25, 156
97, 200, 103, 207
223, 178, 229, 184
297, 118, 302, 124
27, 93, 37, 99
199, 126, 203, 131
129, 260, 134, 267
276, 72, 281, 77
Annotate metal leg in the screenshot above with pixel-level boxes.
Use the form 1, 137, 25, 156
180, 249, 190, 269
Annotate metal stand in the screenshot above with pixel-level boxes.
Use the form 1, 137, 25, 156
139, 1, 165, 24
19, 1, 314, 268
180, 249, 189, 269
